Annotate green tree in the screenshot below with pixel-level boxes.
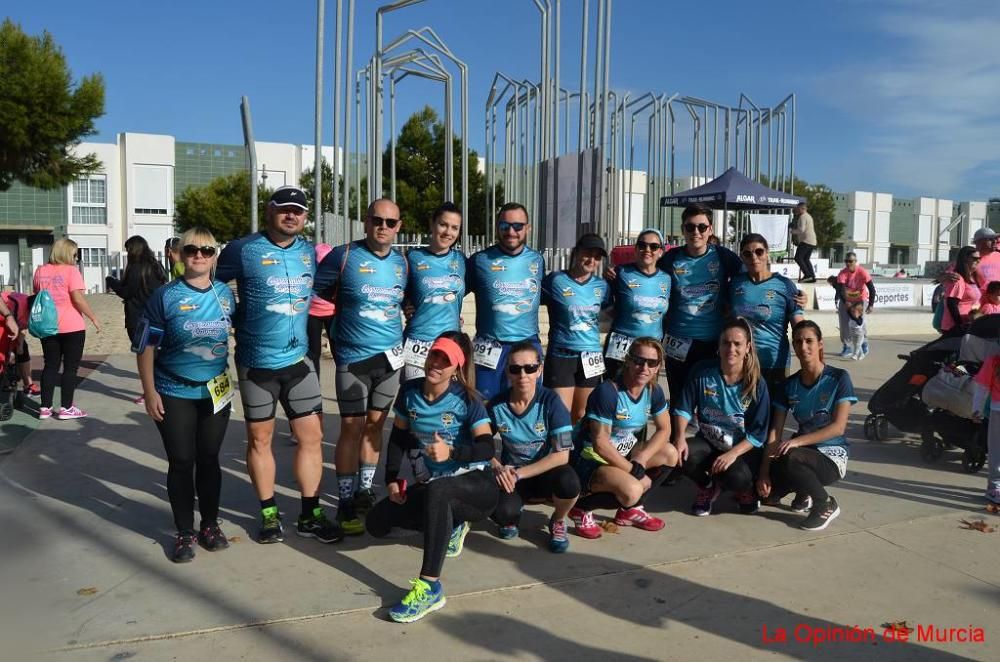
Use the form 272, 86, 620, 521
298, 158, 368, 224
0, 19, 105, 191
174, 172, 272, 243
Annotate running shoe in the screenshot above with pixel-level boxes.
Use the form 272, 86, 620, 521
614, 506, 665, 531
548, 517, 569, 553
197, 521, 230, 551
38, 407, 52, 420
25, 383, 40, 396
336, 499, 365, 536
497, 524, 519, 540
568, 507, 602, 539
257, 506, 284, 544
762, 491, 788, 507
838, 345, 851, 358
173, 532, 196, 563
354, 488, 377, 516
446, 521, 470, 557
388, 578, 446, 623
987, 485, 1000, 504
134, 395, 145, 405
800, 496, 841, 531
56, 405, 88, 420
790, 494, 813, 513
297, 508, 344, 543
737, 490, 760, 514
691, 483, 721, 517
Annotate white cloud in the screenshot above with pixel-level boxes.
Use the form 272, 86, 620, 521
569, 321, 592, 331
265, 303, 300, 316
492, 303, 523, 315
184, 345, 221, 361
359, 308, 388, 320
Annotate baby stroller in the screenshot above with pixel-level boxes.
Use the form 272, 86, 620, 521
865, 333, 989, 473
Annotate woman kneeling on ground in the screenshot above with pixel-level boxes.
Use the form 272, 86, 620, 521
569, 337, 677, 538
488, 341, 581, 552
367, 331, 498, 623
757, 320, 855, 531
672, 317, 770, 516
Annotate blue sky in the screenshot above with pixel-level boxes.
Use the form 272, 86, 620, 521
8, 0, 1000, 201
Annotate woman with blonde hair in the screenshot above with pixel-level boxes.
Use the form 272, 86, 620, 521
32, 238, 101, 420
672, 317, 770, 516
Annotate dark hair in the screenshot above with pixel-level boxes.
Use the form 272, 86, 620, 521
987, 281, 1000, 295
739, 233, 770, 252
436, 330, 479, 402
955, 245, 978, 281
792, 319, 824, 362
681, 203, 713, 223
845, 251, 857, 261
124, 235, 166, 297
498, 202, 528, 220
432, 202, 462, 224
507, 340, 541, 364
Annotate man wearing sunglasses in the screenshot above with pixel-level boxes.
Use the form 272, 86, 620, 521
216, 185, 340, 545
466, 202, 547, 400
314, 197, 408, 534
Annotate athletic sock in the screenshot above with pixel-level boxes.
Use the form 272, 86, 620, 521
260, 497, 278, 515
360, 464, 377, 490
337, 474, 356, 503
301, 495, 320, 519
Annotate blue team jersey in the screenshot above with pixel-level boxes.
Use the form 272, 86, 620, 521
675, 360, 771, 448
657, 245, 743, 341
142, 279, 235, 400
392, 379, 492, 479
609, 264, 672, 339
467, 245, 546, 342
774, 365, 857, 451
488, 386, 574, 466
541, 271, 610, 353
314, 240, 408, 365
215, 232, 315, 369
405, 246, 465, 341
728, 273, 803, 370
576, 380, 668, 463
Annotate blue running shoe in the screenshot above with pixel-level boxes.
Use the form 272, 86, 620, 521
498, 524, 519, 540
388, 578, 446, 623
838, 345, 851, 358
446, 521, 470, 558
548, 517, 569, 553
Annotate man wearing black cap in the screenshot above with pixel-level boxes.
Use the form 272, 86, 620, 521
216, 185, 342, 545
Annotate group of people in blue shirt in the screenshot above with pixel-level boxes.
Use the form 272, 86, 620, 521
136, 189, 858, 623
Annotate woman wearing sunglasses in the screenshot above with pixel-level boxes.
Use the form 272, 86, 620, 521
569, 337, 677, 537
367, 331, 498, 623
728, 233, 805, 394
672, 317, 770, 516
136, 228, 236, 562
540, 233, 612, 422
605, 228, 671, 378
487, 341, 580, 552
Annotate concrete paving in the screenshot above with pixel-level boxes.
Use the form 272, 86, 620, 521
0, 335, 996, 661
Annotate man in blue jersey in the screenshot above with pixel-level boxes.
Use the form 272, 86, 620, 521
314, 197, 408, 534
215, 186, 341, 545
466, 202, 546, 400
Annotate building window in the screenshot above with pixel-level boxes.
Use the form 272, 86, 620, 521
134, 208, 168, 215
78, 247, 106, 267
71, 176, 108, 225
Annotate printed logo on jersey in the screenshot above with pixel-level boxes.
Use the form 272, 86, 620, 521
740, 394, 753, 410
626, 278, 640, 289
534, 421, 547, 435
408, 407, 419, 421
395, 265, 404, 280
177, 297, 198, 313
703, 385, 718, 398
765, 289, 777, 301
490, 260, 506, 272
416, 261, 431, 271
615, 406, 630, 421
734, 286, 746, 298
707, 261, 720, 275
528, 261, 539, 276
300, 254, 312, 267
260, 252, 280, 266
594, 287, 604, 299
358, 261, 376, 274
674, 265, 689, 276
449, 259, 460, 272
561, 287, 575, 297
497, 422, 511, 435
441, 412, 456, 426
659, 282, 669, 294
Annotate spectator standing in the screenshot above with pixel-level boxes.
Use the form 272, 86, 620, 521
790, 202, 817, 283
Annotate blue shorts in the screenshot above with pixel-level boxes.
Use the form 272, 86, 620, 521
474, 336, 543, 401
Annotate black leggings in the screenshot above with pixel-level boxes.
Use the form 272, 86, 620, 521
155, 395, 231, 533
40, 330, 86, 409
307, 314, 333, 379
492, 465, 581, 526
665, 339, 717, 410
366, 470, 499, 578
768, 446, 840, 504
680, 435, 762, 494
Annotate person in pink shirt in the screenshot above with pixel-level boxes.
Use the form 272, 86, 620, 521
979, 281, 1000, 316
834, 253, 875, 357
972, 355, 1000, 504
32, 238, 102, 420
940, 246, 980, 335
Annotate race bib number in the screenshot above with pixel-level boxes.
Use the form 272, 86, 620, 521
385, 343, 405, 371
613, 432, 638, 457
402, 337, 432, 368
662, 333, 692, 362
472, 335, 503, 369
207, 371, 234, 414
604, 331, 633, 361
582, 351, 606, 379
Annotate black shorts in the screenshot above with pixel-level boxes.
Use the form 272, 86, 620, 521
335, 352, 401, 417
236, 358, 323, 423
15, 338, 29, 364
542, 349, 604, 389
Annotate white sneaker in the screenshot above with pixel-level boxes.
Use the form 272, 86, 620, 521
57, 406, 88, 420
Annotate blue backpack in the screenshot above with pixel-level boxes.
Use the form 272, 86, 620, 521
28, 290, 59, 339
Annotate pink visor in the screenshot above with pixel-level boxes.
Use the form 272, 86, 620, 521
429, 337, 466, 368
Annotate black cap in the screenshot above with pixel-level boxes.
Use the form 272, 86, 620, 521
575, 233, 607, 257
269, 185, 308, 210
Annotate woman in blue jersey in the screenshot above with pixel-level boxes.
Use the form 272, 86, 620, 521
137, 228, 236, 563
366, 331, 498, 623
604, 228, 671, 378
728, 233, 805, 394
402, 202, 465, 381
488, 341, 581, 553
541, 233, 612, 422
569, 337, 677, 538
672, 317, 770, 517
758, 321, 856, 531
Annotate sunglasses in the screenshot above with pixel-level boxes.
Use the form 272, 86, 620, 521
636, 241, 662, 252
368, 215, 401, 229
683, 223, 711, 234
499, 221, 527, 233
508, 363, 540, 375
182, 244, 217, 258
628, 354, 660, 369
741, 247, 767, 259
